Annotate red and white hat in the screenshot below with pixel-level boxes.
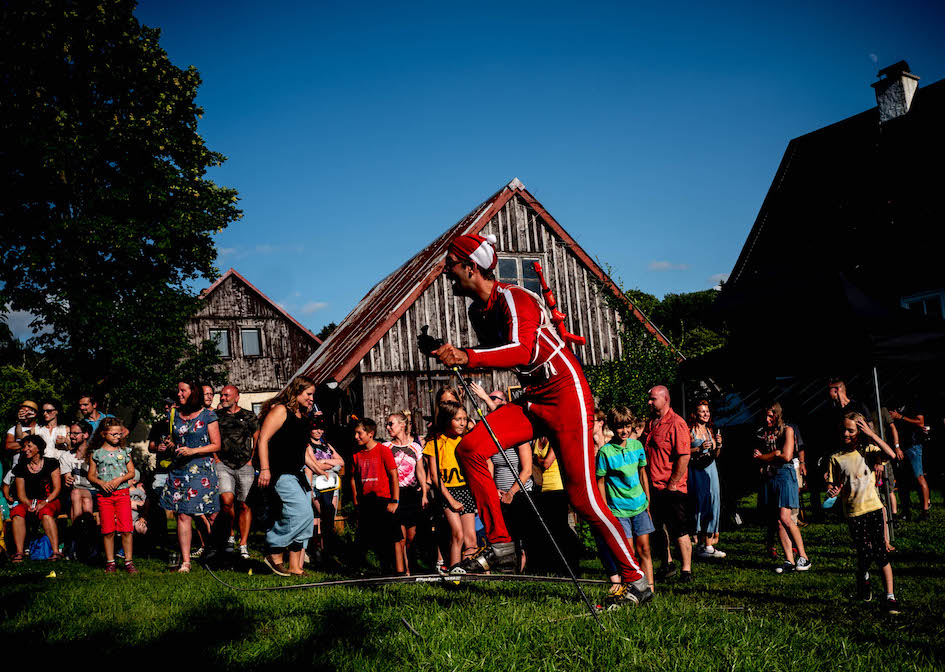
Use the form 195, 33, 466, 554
449, 234, 498, 270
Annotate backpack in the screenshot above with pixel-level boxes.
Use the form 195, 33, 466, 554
28, 534, 54, 560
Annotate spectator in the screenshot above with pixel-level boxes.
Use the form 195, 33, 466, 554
384, 411, 428, 575
5, 400, 40, 453
827, 412, 901, 613
644, 385, 693, 582
88, 418, 137, 574
147, 398, 177, 563
202, 384, 215, 410
158, 379, 221, 573
890, 402, 931, 521
755, 402, 811, 574
351, 418, 402, 574
77, 393, 120, 438
688, 400, 725, 559
129, 470, 149, 535
531, 436, 581, 575
36, 399, 69, 457
214, 384, 258, 559
256, 375, 318, 577
60, 420, 97, 560
483, 393, 534, 573
424, 400, 477, 571
827, 379, 874, 425
305, 419, 343, 565
10, 435, 63, 562
597, 407, 655, 589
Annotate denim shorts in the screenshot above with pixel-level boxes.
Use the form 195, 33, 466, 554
619, 509, 655, 538
904, 444, 924, 478
215, 461, 255, 501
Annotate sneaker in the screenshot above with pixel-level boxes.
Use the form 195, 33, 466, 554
680, 570, 693, 583
603, 578, 653, 610
167, 552, 180, 570
104, 561, 117, 574
116, 548, 125, 559
697, 545, 727, 560
124, 561, 139, 575
655, 562, 678, 581
190, 547, 204, 559
449, 542, 517, 574
795, 556, 812, 571
774, 561, 795, 574
239, 545, 250, 560
263, 555, 291, 577
884, 596, 902, 614
225, 536, 236, 553
857, 574, 872, 602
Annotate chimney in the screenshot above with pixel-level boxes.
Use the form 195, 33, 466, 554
871, 60, 919, 123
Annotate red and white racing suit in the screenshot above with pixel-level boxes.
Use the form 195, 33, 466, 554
457, 281, 644, 583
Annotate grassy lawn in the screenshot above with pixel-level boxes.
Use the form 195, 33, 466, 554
2, 502, 943, 670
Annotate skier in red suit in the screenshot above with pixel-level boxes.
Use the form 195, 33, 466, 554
433, 233, 652, 606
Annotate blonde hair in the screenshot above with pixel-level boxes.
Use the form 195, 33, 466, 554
260, 375, 315, 421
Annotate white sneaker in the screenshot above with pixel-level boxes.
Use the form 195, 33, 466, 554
225, 536, 236, 553
239, 545, 250, 560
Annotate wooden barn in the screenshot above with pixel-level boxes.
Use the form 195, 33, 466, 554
292, 178, 674, 431
188, 268, 322, 412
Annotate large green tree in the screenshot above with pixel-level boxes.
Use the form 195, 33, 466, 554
0, 0, 240, 411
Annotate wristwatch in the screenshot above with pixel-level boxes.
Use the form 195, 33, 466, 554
391, 499, 399, 503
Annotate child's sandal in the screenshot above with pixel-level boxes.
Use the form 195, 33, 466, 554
11, 552, 25, 564
175, 561, 191, 573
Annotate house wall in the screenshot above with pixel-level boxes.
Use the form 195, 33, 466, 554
357, 194, 625, 432
185, 274, 319, 395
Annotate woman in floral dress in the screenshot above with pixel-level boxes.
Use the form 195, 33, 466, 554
159, 379, 220, 572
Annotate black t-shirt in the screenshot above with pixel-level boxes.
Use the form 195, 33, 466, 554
218, 407, 258, 469
12, 457, 59, 500
267, 410, 309, 478
149, 415, 174, 474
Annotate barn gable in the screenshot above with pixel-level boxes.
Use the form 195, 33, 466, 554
296, 179, 676, 398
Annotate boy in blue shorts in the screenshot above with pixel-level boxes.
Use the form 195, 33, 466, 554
597, 407, 654, 589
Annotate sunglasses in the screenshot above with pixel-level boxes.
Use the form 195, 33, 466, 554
43, 408, 56, 413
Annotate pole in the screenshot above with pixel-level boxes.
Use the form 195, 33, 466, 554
872, 365, 895, 543
449, 367, 606, 630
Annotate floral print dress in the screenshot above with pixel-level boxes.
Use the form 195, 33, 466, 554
159, 408, 220, 516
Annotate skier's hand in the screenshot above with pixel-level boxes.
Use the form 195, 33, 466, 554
434, 343, 468, 367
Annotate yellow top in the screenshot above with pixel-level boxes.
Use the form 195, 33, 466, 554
423, 434, 466, 488
827, 444, 884, 518
534, 438, 562, 491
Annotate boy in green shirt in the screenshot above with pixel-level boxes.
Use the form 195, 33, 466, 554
597, 407, 654, 589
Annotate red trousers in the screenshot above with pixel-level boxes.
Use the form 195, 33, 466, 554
456, 350, 643, 583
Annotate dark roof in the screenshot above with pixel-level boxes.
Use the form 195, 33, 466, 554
719, 76, 945, 369
294, 178, 678, 386
200, 268, 322, 344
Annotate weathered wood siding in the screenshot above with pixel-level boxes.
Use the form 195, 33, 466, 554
358, 194, 624, 427
186, 274, 319, 393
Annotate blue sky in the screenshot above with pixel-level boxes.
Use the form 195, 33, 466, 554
105, 1, 942, 335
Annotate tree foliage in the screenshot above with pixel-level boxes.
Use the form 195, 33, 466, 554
316, 322, 338, 343
0, 0, 240, 412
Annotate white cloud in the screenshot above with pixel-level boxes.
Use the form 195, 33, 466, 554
2, 308, 50, 341
301, 301, 328, 315
709, 272, 729, 290
255, 244, 277, 254
869, 53, 879, 64
219, 247, 248, 261
648, 260, 689, 272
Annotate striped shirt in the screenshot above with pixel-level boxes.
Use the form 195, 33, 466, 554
595, 439, 648, 518
490, 445, 534, 493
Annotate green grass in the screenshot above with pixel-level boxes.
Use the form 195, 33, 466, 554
2, 503, 944, 670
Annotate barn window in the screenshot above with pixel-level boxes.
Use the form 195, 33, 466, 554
496, 256, 543, 294
209, 329, 230, 358
901, 290, 944, 319
241, 328, 263, 357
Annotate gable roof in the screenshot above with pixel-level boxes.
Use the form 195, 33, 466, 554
294, 178, 678, 386
200, 268, 322, 345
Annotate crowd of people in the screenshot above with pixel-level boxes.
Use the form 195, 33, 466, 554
0, 374, 933, 613
0, 229, 937, 616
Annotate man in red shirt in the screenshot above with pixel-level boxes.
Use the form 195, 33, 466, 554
350, 418, 402, 573
644, 385, 693, 582
433, 234, 650, 607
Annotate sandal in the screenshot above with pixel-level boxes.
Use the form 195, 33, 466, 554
174, 561, 192, 573
11, 552, 25, 564
50, 552, 65, 562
